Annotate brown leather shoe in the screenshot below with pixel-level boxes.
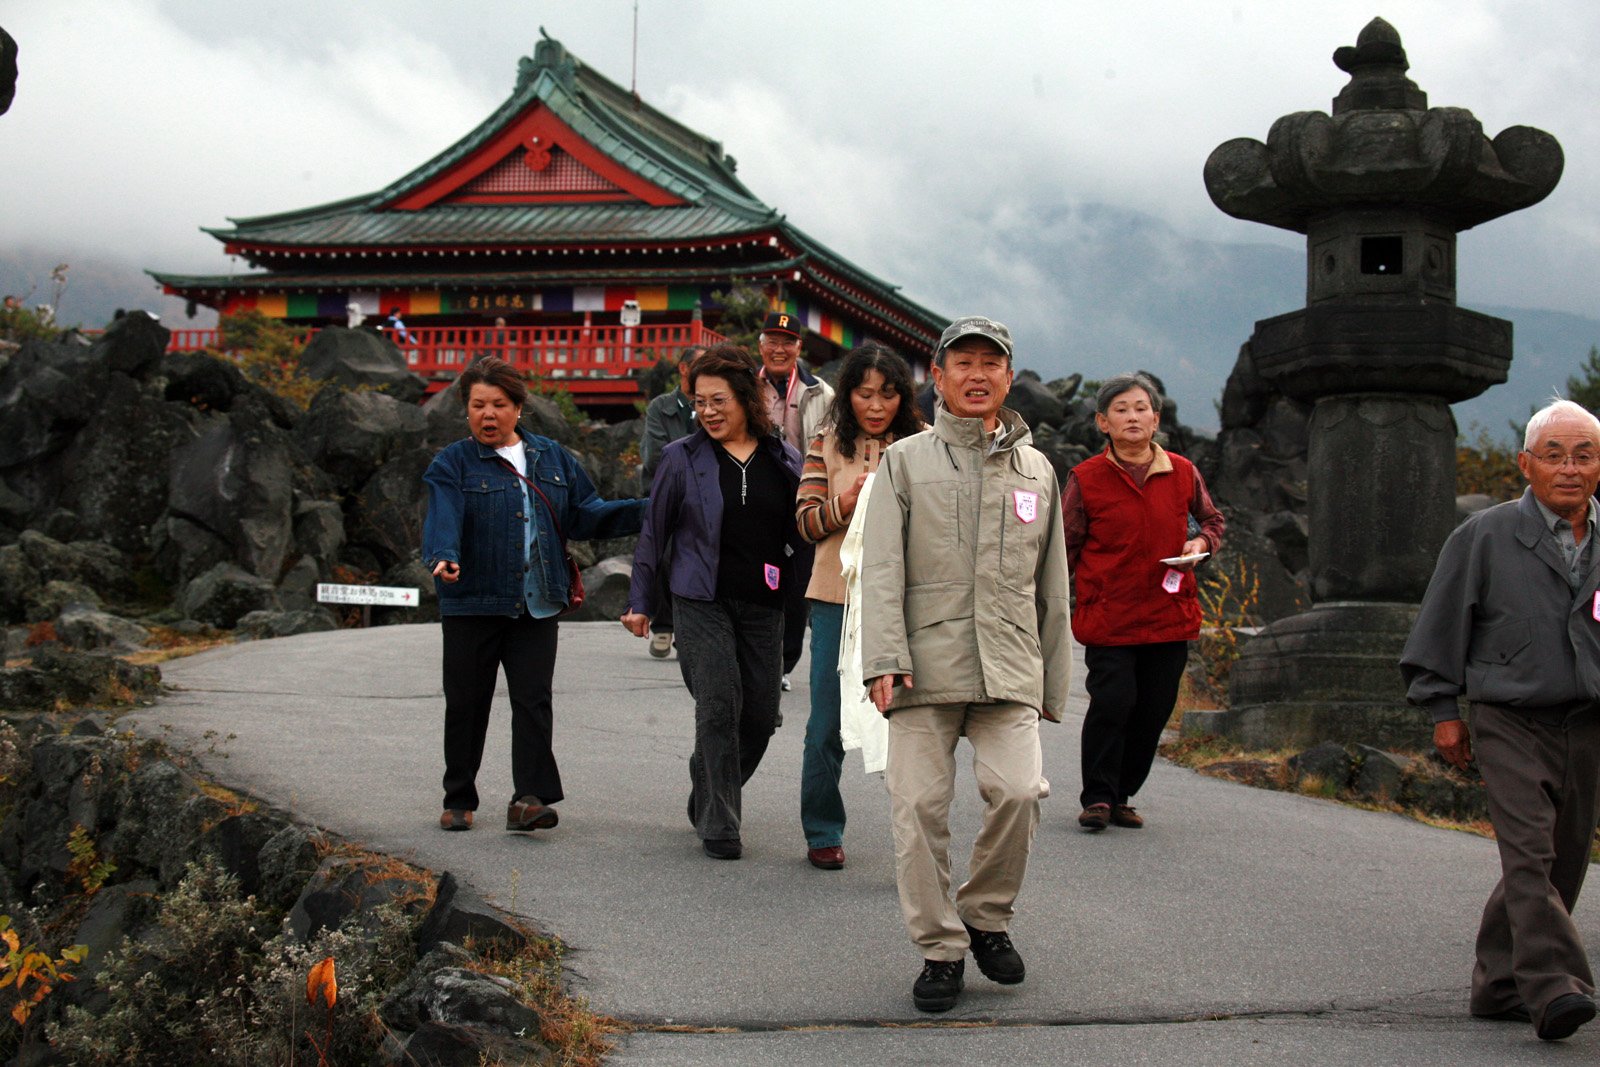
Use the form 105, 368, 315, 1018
440, 809, 473, 831
1078, 803, 1111, 831
807, 845, 845, 870
505, 797, 559, 832
1111, 804, 1145, 829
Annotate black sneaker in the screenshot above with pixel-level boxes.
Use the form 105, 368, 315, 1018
964, 922, 1025, 984
912, 958, 964, 1012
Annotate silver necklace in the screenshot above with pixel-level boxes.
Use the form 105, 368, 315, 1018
725, 448, 755, 505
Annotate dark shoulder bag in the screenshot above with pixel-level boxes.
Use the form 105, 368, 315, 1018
496, 459, 586, 616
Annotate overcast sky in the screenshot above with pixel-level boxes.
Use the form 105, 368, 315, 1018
4, 0, 1598, 333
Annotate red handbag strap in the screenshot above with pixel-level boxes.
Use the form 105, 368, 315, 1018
496, 457, 568, 547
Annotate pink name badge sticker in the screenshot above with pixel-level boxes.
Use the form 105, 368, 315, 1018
764, 564, 781, 591
1162, 568, 1184, 594
1014, 490, 1039, 523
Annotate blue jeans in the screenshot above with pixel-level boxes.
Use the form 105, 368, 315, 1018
801, 600, 846, 848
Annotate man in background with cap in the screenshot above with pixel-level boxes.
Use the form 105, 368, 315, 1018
757, 311, 835, 688
860, 316, 1071, 1013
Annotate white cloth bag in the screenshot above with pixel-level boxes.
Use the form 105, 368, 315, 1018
837, 470, 888, 775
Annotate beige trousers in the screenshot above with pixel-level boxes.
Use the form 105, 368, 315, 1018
885, 700, 1043, 960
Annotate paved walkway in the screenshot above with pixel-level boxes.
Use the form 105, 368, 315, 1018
142, 623, 1600, 1065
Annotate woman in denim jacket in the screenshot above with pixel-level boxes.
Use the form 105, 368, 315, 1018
622, 344, 804, 860
423, 357, 644, 833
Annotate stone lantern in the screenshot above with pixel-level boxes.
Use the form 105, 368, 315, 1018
1201, 18, 1563, 749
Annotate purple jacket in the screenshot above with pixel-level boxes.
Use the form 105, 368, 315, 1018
628, 427, 803, 616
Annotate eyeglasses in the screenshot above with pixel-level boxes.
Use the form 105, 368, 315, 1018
1525, 450, 1600, 471
760, 335, 801, 348
693, 394, 735, 412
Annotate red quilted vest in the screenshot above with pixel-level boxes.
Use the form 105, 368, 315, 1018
1070, 449, 1203, 647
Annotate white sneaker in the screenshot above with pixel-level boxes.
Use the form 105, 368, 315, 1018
649, 631, 673, 658
781, 674, 792, 692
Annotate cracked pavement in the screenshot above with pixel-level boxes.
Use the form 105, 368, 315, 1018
143, 623, 1600, 1064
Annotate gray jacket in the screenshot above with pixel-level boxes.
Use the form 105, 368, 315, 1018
1400, 489, 1600, 722
640, 390, 695, 491
859, 406, 1073, 720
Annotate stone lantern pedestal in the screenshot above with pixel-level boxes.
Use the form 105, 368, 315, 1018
1199, 19, 1562, 750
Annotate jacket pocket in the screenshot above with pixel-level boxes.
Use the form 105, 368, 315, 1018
905, 476, 964, 583
998, 476, 1047, 591
533, 468, 569, 533
1472, 618, 1531, 666
904, 581, 973, 634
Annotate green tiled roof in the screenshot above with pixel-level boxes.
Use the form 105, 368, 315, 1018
210, 34, 773, 249
205, 202, 771, 248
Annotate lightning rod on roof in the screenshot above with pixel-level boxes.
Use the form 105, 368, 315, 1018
632, 0, 641, 110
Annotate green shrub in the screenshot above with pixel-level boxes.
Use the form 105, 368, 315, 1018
208, 311, 321, 409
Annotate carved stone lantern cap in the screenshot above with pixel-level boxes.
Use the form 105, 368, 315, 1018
1204, 18, 1563, 234
1331, 18, 1426, 113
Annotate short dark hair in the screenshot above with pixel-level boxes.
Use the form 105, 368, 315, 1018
1095, 373, 1162, 416
677, 344, 708, 369
828, 342, 925, 459
687, 343, 773, 439
457, 356, 528, 408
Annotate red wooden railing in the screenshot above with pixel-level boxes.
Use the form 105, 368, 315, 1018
163, 320, 724, 396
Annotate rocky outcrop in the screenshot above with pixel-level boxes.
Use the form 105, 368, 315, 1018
0, 722, 575, 1067
1, 310, 1310, 643
0, 647, 160, 711
179, 562, 283, 629
299, 326, 428, 402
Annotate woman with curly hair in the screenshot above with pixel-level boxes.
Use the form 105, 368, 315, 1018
622, 344, 805, 860
793, 342, 925, 869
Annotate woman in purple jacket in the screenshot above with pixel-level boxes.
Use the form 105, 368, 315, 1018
622, 344, 804, 860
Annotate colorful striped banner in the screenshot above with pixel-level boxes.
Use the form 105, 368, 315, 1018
215, 284, 856, 330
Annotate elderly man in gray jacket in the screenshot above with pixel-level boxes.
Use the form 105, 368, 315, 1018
861, 316, 1072, 1013
1402, 398, 1600, 1042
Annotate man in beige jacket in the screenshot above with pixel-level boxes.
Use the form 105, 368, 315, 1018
862, 316, 1072, 1013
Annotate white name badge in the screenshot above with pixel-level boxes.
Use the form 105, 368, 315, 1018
1014, 490, 1038, 523
1593, 590, 1600, 622
1162, 568, 1184, 594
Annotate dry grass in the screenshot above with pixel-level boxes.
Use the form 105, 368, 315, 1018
196, 780, 258, 818
465, 936, 625, 1067
126, 627, 233, 665
1168, 672, 1219, 729
1194, 557, 1262, 702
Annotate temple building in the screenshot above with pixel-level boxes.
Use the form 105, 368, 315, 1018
150, 32, 945, 405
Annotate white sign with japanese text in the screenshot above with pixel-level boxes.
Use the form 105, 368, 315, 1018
316, 584, 420, 607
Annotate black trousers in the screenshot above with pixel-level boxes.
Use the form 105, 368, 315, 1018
1079, 641, 1190, 808
441, 612, 562, 811
675, 595, 783, 842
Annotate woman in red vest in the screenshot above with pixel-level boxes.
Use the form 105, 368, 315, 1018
1063, 373, 1225, 832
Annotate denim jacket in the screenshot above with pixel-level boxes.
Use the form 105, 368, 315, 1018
422, 429, 646, 615
627, 428, 803, 617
